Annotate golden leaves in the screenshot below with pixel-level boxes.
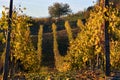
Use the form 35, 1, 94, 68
66, 5, 120, 70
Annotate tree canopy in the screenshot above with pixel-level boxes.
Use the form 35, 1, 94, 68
48, 2, 72, 18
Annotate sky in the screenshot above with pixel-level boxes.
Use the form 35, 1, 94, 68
0, 0, 97, 18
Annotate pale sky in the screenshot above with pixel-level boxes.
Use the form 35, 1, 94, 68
0, 0, 97, 18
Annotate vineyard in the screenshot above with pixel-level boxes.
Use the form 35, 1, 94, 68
0, 0, 120, 80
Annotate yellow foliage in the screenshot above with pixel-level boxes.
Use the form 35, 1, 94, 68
65, 21, 73, 42
77, 19, 85, 30
65, 5, 120, 70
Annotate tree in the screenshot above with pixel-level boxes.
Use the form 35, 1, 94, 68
97, 0, 120, 9
52, 23, 60, 69
0, 6, 40, 77
37, 25, 43, 65
65, 5, 104, 70
110, 0, 120, 9
64, 21, 73, 42
77, 19, 84, 30
11, 14, 39, 71
48, 2, 71, 18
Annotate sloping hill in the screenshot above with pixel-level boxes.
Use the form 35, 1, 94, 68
31, 28, 80, 67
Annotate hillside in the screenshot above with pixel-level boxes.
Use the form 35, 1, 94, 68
31, 28, 79, 67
